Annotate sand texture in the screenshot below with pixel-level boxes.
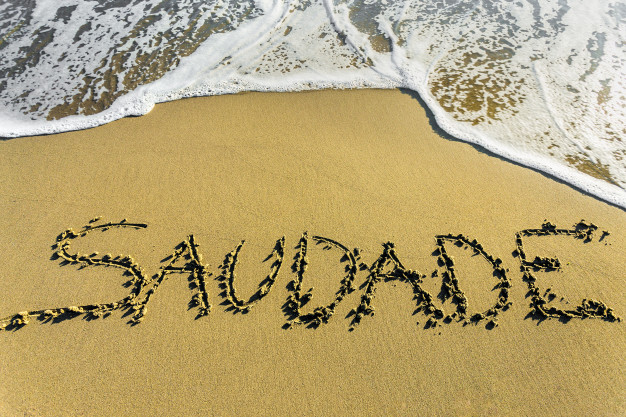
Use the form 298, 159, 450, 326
1, 89, 624, 416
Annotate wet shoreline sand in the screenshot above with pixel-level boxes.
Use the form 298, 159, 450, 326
0, 89, 624, 416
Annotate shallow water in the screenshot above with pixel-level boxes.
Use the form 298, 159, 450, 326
0, 0, 624, 206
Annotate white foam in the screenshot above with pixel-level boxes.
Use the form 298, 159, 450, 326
0, 0, 624, 208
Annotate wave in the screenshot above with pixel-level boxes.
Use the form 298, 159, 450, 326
0, 0, 624, 207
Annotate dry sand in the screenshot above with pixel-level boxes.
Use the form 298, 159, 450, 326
0, 89, 624, 416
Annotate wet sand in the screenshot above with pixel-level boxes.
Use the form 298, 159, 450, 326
0, 89, 624, 416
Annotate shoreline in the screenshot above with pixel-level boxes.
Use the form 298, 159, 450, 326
3, 87, 625, 210
1, 89, 624, 416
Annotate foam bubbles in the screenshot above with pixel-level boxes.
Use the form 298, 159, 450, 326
0, 0, 624, 207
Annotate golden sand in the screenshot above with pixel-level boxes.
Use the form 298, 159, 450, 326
0, 89, 624, 416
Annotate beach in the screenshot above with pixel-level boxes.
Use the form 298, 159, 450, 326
0, 89, 624, 416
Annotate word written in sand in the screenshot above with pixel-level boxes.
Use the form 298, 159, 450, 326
0, 218, 620, 332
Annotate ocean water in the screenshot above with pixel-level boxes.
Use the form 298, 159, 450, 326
0, 0, 624, 206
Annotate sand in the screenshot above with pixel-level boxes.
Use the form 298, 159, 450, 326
0, 89, 624, 416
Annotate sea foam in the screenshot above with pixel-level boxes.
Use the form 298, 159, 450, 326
0, 0, 624, 207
